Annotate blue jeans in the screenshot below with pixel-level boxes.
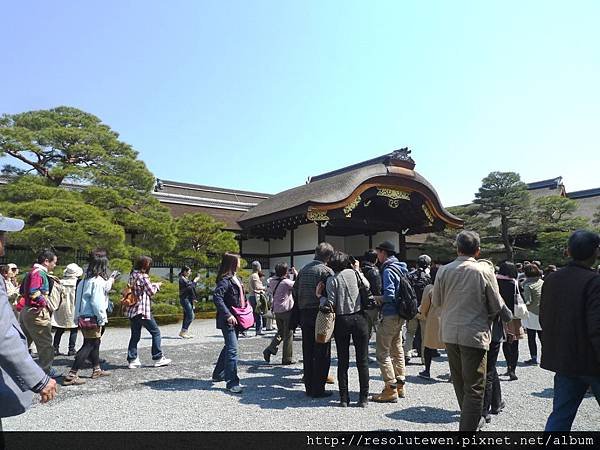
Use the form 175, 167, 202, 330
545, 373, 600, 431
127, 314, 163, 362
248, 295, 262, 334
212, 326, 239, 389
180, 298, 195, 331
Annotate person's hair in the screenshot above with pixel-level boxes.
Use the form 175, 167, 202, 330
515, 263, 523, 271
568, 230, 600, 262
36, 249, 56, 265
0, 265, 9, 277
179, 265, 191, 277
217, 252, 240, 281
498, 260, 518, 279
417, 254, 432, 269
455, 231, 480, 256
315, 242, 334, 262
328, 251, 351, 273
524, 263, 542, 278
86, 249, 109, 279
274, 262, 288, 278
134, 255, 153, 273
251, 261, 261, 273
363, 249, 377, 264
533, 260, 542, 268
545, 264, 557, 272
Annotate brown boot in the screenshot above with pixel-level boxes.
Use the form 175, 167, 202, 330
397, 380, 406, 398
371, 384, 398, 403
326, 375, 335, 384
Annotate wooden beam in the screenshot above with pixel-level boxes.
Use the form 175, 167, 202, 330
290, 228, 295, 267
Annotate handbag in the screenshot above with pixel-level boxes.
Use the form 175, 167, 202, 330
513, 282, 529, 320
354, 270, 375, 310
230, 280, 255, 330
76, 279, 99, 330
315, 309, 335, 344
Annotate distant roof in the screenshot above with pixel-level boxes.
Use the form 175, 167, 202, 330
157, 179, 271, 200
526, 177, 563, 190
567, 188, 600, 199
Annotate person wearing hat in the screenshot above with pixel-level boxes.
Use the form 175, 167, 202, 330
0, 214, 58, 429
51, 263, 84, 356
371, 240, 411, 403
0, 265, 19, 313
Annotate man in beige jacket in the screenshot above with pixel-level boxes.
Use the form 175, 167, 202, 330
433, 231, 504, 431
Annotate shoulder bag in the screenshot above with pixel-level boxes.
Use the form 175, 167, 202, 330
230, 280, 255, 330
353, 270, 375, 310
513, 281, 529, 320
77, 279, 99, 330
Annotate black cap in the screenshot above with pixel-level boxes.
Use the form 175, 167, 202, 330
376, 240, 396, 255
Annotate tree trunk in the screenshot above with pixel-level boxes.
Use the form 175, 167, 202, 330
500, 214, 514, 261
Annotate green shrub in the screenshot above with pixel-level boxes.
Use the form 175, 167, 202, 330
196, 301, 216, 312
152, 303, 180, 315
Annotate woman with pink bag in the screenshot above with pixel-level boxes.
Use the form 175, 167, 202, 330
212, 252, 254, 393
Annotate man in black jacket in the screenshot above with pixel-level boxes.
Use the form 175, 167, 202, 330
540, 230, 600, 431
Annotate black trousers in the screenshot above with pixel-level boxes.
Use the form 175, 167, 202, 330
300, 308, 331, 396
53, 327, 78, 352
527, 329, 542, 359
333, 312, 370, 402
424, 347, 436, 373
483, 341, 502, 416
502, 340, 519, 373
71, 338, 100, 371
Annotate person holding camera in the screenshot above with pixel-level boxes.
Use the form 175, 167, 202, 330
178, 266, 201, 339
125, 256, 171, 369
263, 263, 297, 364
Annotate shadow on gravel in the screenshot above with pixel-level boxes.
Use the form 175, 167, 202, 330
143, 378, 214, 391
531, 388, 553, 399
386, 406, 460, 424
405, 375, 441, 385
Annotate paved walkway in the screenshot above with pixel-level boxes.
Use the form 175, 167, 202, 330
5, 319, 597, 431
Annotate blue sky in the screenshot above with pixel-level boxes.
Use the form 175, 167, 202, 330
1, 1, 599, 206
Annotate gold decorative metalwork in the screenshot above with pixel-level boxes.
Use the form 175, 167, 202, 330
343, 195, 362, 218
376, 188, 410, 201
388, 199, 400, 208
422, 204, 435, 224
307, 209, 330, 222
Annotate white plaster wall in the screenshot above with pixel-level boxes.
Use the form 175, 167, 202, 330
270, 256, 291, 270
344, 235, 370, 257
324, 235, 345, 251
242, 238, 269, 254
294, 223, 318, 252
372, 231, 400, 250
293, 254, 314, 270
270, 232, 291, 254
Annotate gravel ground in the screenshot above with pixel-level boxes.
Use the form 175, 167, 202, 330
5, 319, 598, 431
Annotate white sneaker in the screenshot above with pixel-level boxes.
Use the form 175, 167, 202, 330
228, 385, 243, 394
128, 358, 142, 369
154, 357, 171, 367
179, 331, 194, 339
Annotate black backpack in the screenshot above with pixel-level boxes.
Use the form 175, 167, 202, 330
408, 269, 431, 307
387, 266, 418, 320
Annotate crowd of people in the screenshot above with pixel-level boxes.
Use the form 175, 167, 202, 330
0, 210, 598, 432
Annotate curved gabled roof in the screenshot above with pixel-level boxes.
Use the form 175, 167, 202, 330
238, 150, 462, 231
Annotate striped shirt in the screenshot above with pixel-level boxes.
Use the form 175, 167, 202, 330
126, 271, 159, 320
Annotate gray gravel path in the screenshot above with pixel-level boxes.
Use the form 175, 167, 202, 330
5, 319, 598, 431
